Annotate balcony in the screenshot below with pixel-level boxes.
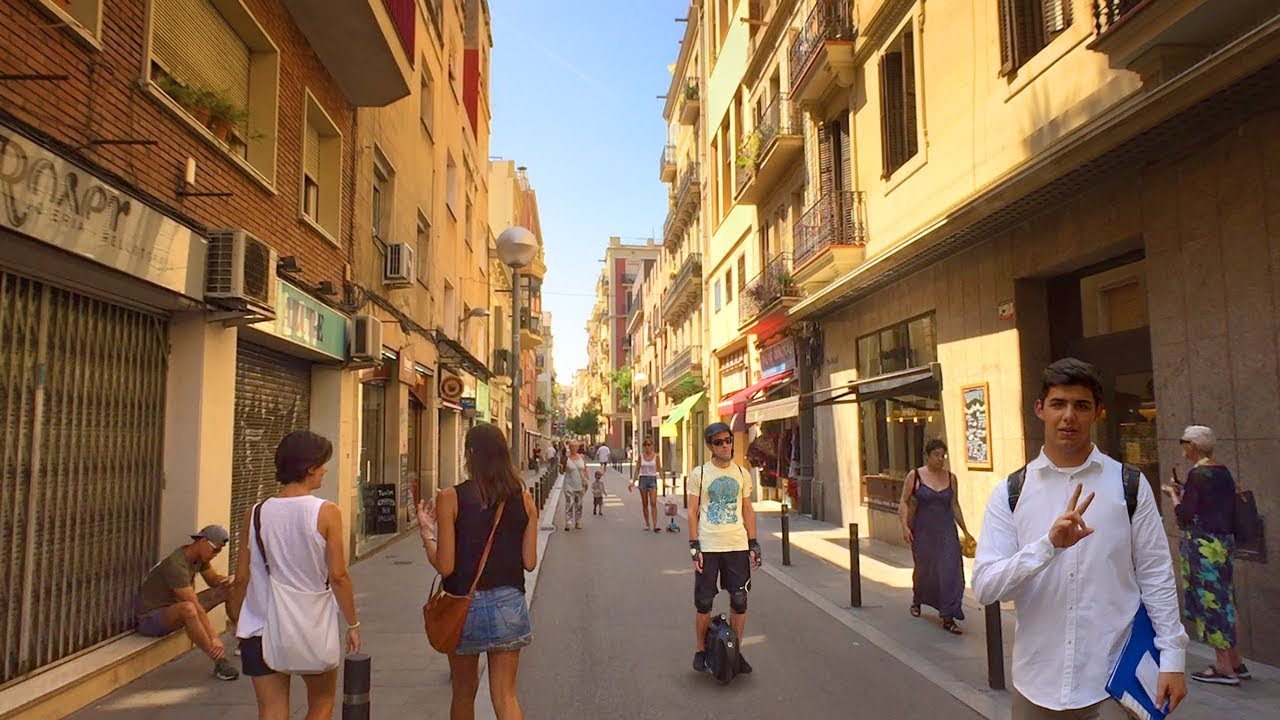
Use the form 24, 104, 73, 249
280, 0, 413, 105
661, 345, 704, 401
491, 348, 513, 382
793, 191, 868, 290
734, 94, 805, 205
677, 77, 701, 126
659, 144, 677, 183
739, 252, 803, 337
520, 310, 544, 349
789, 0, 858, 109
662, 164, 701, 246
1090, 0, 1277, 83
661, 253, 703, 322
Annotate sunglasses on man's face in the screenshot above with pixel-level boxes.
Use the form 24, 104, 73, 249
710, 438, 733, 447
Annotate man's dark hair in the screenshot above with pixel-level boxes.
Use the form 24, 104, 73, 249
925, 438, 948, 455
1039, 358, 1104, 406
275, 430, 333, 484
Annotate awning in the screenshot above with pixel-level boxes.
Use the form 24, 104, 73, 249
716, 369, 793, 417
433, 329, 492, 381
807, 362, 942, 408
659, 391, 705, 438
746, 396, 799, 425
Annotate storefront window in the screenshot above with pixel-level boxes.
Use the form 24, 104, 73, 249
857, 313, 936, 378
856, 313, 943, 480
360, 382, 387, 538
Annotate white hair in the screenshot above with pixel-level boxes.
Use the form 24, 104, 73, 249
1181, 425, 1215, 454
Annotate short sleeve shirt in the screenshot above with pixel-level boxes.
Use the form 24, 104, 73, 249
690, 461, 751, 553
596, 446, 611, 463
137, 548, 208, 614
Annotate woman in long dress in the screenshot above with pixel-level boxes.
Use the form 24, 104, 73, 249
898, 439, 974, 634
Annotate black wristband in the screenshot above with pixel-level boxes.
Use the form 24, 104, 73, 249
690, 539, 701, 552
748, 539, 761, 554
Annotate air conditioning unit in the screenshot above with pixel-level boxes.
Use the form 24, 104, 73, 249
384, 243, 414, 287
349, 314, 382, 361
205, 229, 277, 314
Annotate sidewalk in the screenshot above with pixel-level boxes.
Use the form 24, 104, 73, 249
69, 470, 554, 720
748, 502, 1280, 720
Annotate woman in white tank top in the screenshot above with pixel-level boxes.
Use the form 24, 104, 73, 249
230, 430, 360, 720
630, 437, 664, 532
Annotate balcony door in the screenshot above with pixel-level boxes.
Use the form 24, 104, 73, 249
819, 118, 850, 198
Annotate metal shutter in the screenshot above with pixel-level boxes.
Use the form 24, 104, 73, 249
152, 0, 251, 111
305, 121, 321, 180
1, 272, 166, 684
229, 343, 312, 569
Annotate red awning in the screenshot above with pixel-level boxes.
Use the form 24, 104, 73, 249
717, 369, 794, 417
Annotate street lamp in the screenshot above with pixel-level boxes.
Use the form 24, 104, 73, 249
496, 226, 539, 467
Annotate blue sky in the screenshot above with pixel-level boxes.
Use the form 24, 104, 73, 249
488, 0, 686, 383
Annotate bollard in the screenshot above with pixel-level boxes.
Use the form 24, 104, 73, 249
985, 603, 1005, 689
848, 523, 862, 608
781, 511, 792, 566
342, 652, 371, 720
683, 474, 688, 509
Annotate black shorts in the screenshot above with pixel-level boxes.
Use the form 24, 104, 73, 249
694, 550, 751, 607
237, 636, 275, 677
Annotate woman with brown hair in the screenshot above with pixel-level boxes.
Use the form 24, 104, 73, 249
898, 438, 974, 635
417, 424, 539, 719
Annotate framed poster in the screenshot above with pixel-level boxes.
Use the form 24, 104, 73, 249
962, 383, 992, 470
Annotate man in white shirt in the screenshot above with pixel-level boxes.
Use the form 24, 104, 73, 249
595, 443, 611, 469
972, 358, 1188, 719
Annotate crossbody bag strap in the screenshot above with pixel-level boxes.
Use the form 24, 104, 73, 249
253, 500, 270, 576
466, 501, 506, 598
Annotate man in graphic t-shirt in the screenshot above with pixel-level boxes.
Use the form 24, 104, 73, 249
688, 422, 761, 675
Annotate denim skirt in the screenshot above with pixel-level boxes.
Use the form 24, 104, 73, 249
456, 586, 532, 655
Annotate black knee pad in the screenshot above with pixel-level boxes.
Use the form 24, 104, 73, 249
694, 595, 714, 614
729, 589, 748, 614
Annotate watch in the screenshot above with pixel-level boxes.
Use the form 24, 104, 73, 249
690, 546, 700, 558
689, 539, 701, 558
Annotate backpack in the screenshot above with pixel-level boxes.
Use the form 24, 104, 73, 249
1007, 463, 1142, 520
703, 613, 740, 685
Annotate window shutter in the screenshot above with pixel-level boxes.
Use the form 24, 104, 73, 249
818, 122, 835, 197
152, 0, 251, 112
901, 27, 918, 161
1042, 0, 1071, 36
880, 50, 905, 177
304, 122, 321, 179
1014, 0, 1044, 67
998, 0, 1017, 75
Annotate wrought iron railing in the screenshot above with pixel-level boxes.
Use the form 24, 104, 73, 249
739, 252, 800, 326
664, 344, 701, 384
659, 144, 676, 177
789, 0, 857, 94
521, 311, 542, 335
677, 76, 701, 119
793, 190, 867, 268
1092, 0, 1146, 36
736, 93, 802, 193
492, 348, 512, 377
661, 253, 703, 318
663, 163, 700, 241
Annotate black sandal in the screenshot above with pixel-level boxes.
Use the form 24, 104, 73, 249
909, 605, 921, 617
942, 619, 963, 635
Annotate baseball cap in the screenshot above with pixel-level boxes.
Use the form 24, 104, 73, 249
191, 525, 230, 550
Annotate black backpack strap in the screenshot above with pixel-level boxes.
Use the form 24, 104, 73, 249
1121, 463, 1141, 520
1007, 465, 1028, 514
252, 500, 270, 576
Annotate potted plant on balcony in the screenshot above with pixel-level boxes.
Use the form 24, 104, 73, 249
776, 270, 800, 297
684, 80, 699, 100
736, 132, 762, 172
206, 92, 249, 143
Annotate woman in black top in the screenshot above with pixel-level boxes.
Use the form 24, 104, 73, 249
1165, 425, 1249, 686
418, 424, 539, 719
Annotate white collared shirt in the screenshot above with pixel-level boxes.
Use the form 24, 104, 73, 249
972, 446, 1188, 711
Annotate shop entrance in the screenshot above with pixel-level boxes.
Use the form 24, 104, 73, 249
1048, 254, 1162, 506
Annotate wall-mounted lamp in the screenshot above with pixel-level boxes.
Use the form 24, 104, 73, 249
177, 157, 233, 198
460, 307, 490, 325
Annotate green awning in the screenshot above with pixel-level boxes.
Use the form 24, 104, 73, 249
659, 391, 705, 438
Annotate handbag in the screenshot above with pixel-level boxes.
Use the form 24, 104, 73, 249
253, 500, 341, 674
422, 501, 505, 654
1233, 487, 1266, 562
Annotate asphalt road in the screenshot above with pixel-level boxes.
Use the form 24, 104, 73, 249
517, 473, 987, 719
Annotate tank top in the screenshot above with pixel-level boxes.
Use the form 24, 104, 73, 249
442, 481, 529, 596
236, 494, 334, 639
638, 453, 659, 478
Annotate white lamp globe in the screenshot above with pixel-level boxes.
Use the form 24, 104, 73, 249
495, 226, 538, 269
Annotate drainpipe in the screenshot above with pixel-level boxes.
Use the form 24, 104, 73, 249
796, 321, 818, 518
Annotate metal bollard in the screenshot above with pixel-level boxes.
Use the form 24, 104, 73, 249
781, 511, 792, 566
848, 523, 862, 608
682, 474, 688, 509
342, 652, 371, 720
985, 603, 1006, 689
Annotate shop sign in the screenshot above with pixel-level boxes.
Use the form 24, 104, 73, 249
861, 474, 904, 514
460, 397, 477, 411
760, 338, 797, 376
0, 125, 206, 298
253, 280, 347, 361
476, 381, 490, 422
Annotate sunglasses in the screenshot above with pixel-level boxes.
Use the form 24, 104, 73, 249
710, 438, 733, 447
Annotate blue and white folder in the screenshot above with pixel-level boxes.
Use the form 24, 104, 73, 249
1106, 605, 1167, 720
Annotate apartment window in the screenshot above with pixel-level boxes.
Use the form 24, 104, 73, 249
150, 0, 279, 180
878, 22, 919, 178
420, 64, 435, 136
464, 197, 474, 249
714, 280, 723, 312
719, 118, 732, 220
717, 0, 731, 47
446, 154, 459, 217
300, 92, 341, 240
416, 211, 431, 286
34, 0, 102, 42
725, 268, 734, 303
998, 0, 1073, 75
737, 254, 747, 292
443, 280, 457, 337
372, 149, 393, 242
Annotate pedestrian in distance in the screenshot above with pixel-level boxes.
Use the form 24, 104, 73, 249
561, 439, 588, 531
1166, 425, 1250, 686
417, 424, 538, 720
898, 438, 974, 634
972, 359, 1188, 719
689, 422, 762, 676
591, 470, 606, 516
596, 442, 611, 472
230, 430, 361, 720
630, 436, 665, 533
134, 524, 240, 681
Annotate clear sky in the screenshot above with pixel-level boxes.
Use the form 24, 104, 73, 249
488, 0, 686, 384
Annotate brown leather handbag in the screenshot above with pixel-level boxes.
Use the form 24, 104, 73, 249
423, 501, 505, 653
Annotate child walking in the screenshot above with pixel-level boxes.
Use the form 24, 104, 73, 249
591, 470, 606, 516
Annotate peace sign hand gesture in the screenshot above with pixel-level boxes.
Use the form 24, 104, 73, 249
1049, 484, 1096, 549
